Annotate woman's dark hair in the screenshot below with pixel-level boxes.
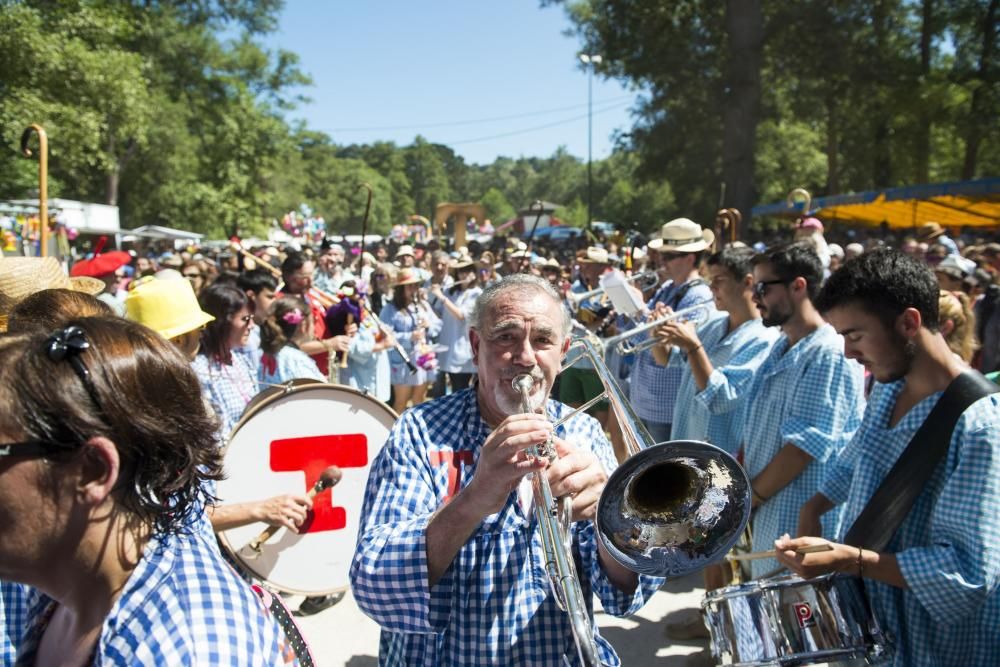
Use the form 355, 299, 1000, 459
751, 242, 825, 301
448, 266, 478, 296
392, 283, 413, 310
198, 282, 249, 363
261, 295, 308, 355
8, 289, 113, 334
0, 318, 223, 535
816, 248, 940, 330
707, 246, 756, 281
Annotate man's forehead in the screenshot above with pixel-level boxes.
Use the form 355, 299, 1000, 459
487, 292, 561, 325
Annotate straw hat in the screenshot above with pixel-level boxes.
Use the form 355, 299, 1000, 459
647, 218, 715, 253
576, 246, 610, 265
395, 244, 415, 260
125, 276, 215, 340
393, 267, 423, 287
450, 250, 475, 271
917, 222, 946, 242
0, 257, 105, 314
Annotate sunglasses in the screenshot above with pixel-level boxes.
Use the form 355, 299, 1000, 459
0, 440, 67, 459
753, 279, 791, 299
183, 272, 202, 279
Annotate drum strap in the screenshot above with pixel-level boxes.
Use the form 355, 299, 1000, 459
843, 370, 997, 553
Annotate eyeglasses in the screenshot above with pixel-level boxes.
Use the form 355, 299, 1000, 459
753, 279, 791, 299
183, 272, 202, 279
660, 252, 684, 261
0, 440, 68, 459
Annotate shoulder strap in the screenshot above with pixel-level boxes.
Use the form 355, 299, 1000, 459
668, 278, 707, 310
843, 370, 997, 552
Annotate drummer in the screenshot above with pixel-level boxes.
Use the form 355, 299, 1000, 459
775, 249, 1000, 665
0, 318, 298, 664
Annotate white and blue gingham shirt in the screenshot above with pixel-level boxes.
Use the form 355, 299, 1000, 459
193, 352, 258, 437
1, 581, 32, 664
15, 531, 298, 666
669, 314, 779, 454
628, 279, 715, 424
821, 381, 1000, 666
259, 344, 326, 390
742, 324, 864, 578
350, 388, 663, 666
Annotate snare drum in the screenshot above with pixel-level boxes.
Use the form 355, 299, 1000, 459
216, 382, 397, 596
702, 573, 892, 665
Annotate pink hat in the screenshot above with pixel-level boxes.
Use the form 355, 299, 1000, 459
797, 217, 824, 232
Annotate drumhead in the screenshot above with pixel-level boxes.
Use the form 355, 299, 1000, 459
217, 383, 397, 595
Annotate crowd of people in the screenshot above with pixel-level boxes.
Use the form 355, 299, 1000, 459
0, 213, 998, 665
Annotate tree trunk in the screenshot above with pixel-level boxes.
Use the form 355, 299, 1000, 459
871, 0, 893, 187
825, 95, 840, 195
105, 134, 119, 207
962, 0, 998, 180
722, 0, 763, 228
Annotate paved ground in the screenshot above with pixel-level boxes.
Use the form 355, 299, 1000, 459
291, 572, 713, 666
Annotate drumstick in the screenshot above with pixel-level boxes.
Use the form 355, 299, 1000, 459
244, 466, 343, 556
726, 543, 833, 562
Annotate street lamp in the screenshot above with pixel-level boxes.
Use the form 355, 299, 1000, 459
579, 53, 602, 230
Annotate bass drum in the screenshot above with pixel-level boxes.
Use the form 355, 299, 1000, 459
217, 382, 397, 596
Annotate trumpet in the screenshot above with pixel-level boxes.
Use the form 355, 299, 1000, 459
604, 304, 712, 356
567, 270, 659, 309
512, 375, 602, 667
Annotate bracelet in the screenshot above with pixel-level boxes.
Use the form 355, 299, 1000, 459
751, 488, 766, 506
857, 546, 864, 579
689, 343, 704, 354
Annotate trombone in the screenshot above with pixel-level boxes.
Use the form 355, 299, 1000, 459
567, 270, 659, 309
601, 304, 712, 356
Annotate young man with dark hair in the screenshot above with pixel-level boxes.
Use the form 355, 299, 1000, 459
776, 248, 1000, 665
740, 242, 864, 578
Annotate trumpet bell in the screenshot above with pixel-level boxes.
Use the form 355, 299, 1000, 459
597, 440, 751, 577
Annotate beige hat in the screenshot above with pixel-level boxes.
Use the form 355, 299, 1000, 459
647, 218, 715, 252
393, 267, 423, 287
126, 276, 215, 340
395, 244, 415, 259
0, 257, 105, 314
576, 246, 610, 264
917, 222, 946, 242
450, 250, 475, 271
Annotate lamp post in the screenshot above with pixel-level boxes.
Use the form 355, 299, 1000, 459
579, 53, 602, 230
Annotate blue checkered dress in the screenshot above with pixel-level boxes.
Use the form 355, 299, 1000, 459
742, 324, 864, 578
15, 531, 298, 665
627, 280, 716, 424
350, 388, 664, 666
192, 352, 258, 437
1, 581, 33, 664
669, 314, 780, 454
820, 381, 1000, 666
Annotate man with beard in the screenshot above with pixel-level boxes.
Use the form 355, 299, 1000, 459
350, 274, 663, 666
775, 249, 1000, 666
739, 242, 864, 578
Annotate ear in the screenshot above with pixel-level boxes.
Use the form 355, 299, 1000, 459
790, 276, 809, 298
741, 273, 754, 290
469, 328, 481, 366
76, 437, 120, 508
896, 307, 922, 339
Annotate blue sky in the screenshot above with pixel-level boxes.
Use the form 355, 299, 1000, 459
262, 0, 641, 165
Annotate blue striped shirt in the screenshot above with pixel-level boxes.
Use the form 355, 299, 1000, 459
742, 324, 864, 578
350, 388, 663, 666
669, 314, 779, 454
15, 531, 298, 665
821, 380, 1000, 666
628, 279, 715, 423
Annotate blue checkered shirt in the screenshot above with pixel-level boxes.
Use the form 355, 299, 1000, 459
669, 315, 779, 454
193, 352, 258, 437
350, 388, 663, 666
15, 531, 298, 665
1, 582, 33, 664
742, 324, 864, 578
820, 380, 1000, 666
259, 345, 326, 390
628, 279, 715, 423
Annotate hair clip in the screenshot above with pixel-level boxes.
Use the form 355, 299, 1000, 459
46, 326, 104, 411
282, 309, 305, 325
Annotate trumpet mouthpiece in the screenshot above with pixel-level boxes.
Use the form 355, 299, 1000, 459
512, 374, 535, 393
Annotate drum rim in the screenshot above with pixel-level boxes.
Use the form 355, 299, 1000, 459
217, 381, 399, 596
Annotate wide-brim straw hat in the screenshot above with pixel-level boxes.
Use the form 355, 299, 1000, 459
125, 276, 215, 340
576, 246, 610, 264
917, 222, 946, 242
450, 252, 475, 271
395, 244, 415, 260
1, 257, 105, 309
647, 218, 715, 252
393, 267, 423, 287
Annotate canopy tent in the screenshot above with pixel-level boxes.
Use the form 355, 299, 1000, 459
125, 224, 204, 241
752, 178, 1000, 230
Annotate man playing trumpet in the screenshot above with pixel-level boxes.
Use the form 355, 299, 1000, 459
351, 274, 662, 666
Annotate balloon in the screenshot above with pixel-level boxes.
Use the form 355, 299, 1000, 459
66, 227, 80, 241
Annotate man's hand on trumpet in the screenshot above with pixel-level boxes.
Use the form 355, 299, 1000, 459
654, 318, 701, 354
546, 437, 607, 522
